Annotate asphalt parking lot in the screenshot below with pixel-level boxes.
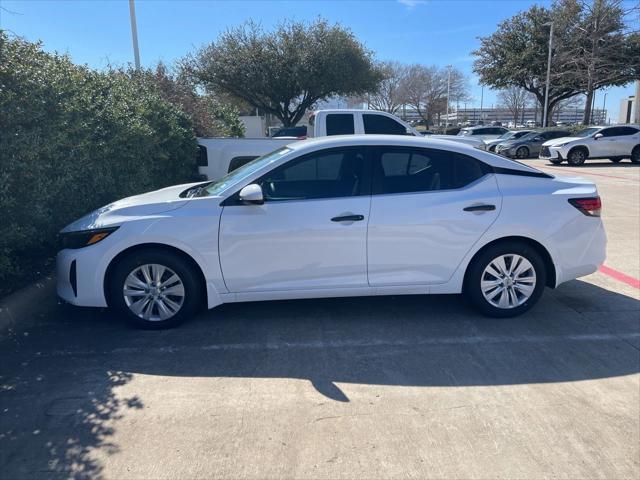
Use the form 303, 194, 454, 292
1, 159, 638, 480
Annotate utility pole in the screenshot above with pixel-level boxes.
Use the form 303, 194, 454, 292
129, 0, 141, 69
542, 22, 554, 128
480, 84, 484, 124
445, 65, 452, 128
601, 92, 607, 125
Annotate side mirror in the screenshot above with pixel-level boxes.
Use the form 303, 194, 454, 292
238, 184, 264, 205
534, 136, 543, 141
594, 133, 603, 140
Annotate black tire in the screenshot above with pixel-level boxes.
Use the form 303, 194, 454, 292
108, 248, 203, 329
567, 147, 588, 166
609, 158, 622, 163
515, 146, 529, 159
631, 145, 640, 164
464, 241, 547, 318
549, 158, 563, 165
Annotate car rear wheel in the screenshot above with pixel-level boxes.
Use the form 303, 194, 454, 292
567, 148, 587, 166
515, 146, 529, 159
464, 242, 546, 318
108, 249, 202, 329
631, 145, 640, 164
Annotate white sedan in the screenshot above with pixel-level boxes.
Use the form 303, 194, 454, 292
57, 136, 606, 328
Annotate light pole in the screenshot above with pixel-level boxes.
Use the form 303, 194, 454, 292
480, 84, 484, 124
129, 0, 141, 69
542, 21, 554, 128
601, 92, 607, 125
445, 65, 452, 127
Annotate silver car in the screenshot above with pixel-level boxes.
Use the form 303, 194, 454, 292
496, 130, 571, 159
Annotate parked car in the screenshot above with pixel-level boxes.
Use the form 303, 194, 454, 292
198, 109, 483, 180
271, 126, 307, 139
457, 126, 509, 141
483, 130, 534, 152
57, 135, 606, 328
540, 125, 640, 166
495, 130, 571, 159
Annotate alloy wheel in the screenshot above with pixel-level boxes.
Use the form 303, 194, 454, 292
480, 254, 537, 309
123, 264, 185, 321
516, 147, 529, 159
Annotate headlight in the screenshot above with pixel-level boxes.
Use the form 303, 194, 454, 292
556, 142, 571, 147
59, 227, 119, 250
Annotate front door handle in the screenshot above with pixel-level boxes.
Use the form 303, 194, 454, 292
463, 204, 496, 212
331, 214, 364, 222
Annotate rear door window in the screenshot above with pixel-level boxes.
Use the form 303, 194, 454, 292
363, 114, 407, 135
326, 114, 355, 136
372, 147, 489, 195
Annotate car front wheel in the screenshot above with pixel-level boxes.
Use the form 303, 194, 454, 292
464, 242, 546, 317
108, 249, 202, 328
515, 146, 529, 159
631, 145, 640, 164
567, 148, 587, 166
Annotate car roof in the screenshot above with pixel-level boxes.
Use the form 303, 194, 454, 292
285, 134, 544, 173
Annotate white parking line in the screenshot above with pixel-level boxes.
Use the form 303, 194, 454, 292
36, 332, 640, 357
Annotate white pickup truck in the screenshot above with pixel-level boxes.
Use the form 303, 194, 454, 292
197, 109, 484, 180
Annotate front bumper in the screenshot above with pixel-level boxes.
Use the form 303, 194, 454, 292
56, 247, 109, 307
539, 146, 564, 160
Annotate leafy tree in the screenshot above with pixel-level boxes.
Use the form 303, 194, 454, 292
185, 19, 383, 127
0, 32, 198, 293
569, 0, 640, 123
474, 1, 586, 126
474, 0, 639, 126
136, 63, 244, 137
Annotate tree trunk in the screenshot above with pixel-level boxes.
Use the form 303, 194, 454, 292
583, 88, 594, 125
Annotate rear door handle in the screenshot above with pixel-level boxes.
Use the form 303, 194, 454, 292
331, 214, 364, 222
463, 204, 496, 212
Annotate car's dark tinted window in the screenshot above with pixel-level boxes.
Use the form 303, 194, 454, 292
605, 126, 638, 136
258, 148, 367, 201
272, 126, 307, 137
228, 156, 259, 173
326, 114, 355, 136
372, 147, 488, 195
363, 114, 407, 135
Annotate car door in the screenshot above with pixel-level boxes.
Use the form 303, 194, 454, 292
608, 126, 640, 156
367, 146, 501, 286
219, 146, 371, 292
592, 127, 621, 157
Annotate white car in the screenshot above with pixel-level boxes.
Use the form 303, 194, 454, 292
57, 135, 606, 328
457, 126, 510, 141
540, 125, 640, 166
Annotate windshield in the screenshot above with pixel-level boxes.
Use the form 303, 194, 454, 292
575, 127, 600, 137
518, 131, 540, 141
498, 131, 516, 140
199, 147, 292, 197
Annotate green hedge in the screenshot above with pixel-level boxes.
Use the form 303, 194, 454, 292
0, 33, 199, 294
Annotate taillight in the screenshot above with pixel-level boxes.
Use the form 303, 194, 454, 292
568, 197, 602, 217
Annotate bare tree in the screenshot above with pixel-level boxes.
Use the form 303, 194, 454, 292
497, 86, 529, 125
403, 65, 468, 127
366, 61, 411, 114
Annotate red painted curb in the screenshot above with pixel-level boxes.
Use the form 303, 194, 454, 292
599, 265, 640, 289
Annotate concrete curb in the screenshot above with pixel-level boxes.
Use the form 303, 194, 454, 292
0, 275, 56, 335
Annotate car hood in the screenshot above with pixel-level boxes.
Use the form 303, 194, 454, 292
60, 181, 204, 233
542, 136, 580, 147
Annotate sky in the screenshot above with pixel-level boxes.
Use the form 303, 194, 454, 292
1, 0, 636, 122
